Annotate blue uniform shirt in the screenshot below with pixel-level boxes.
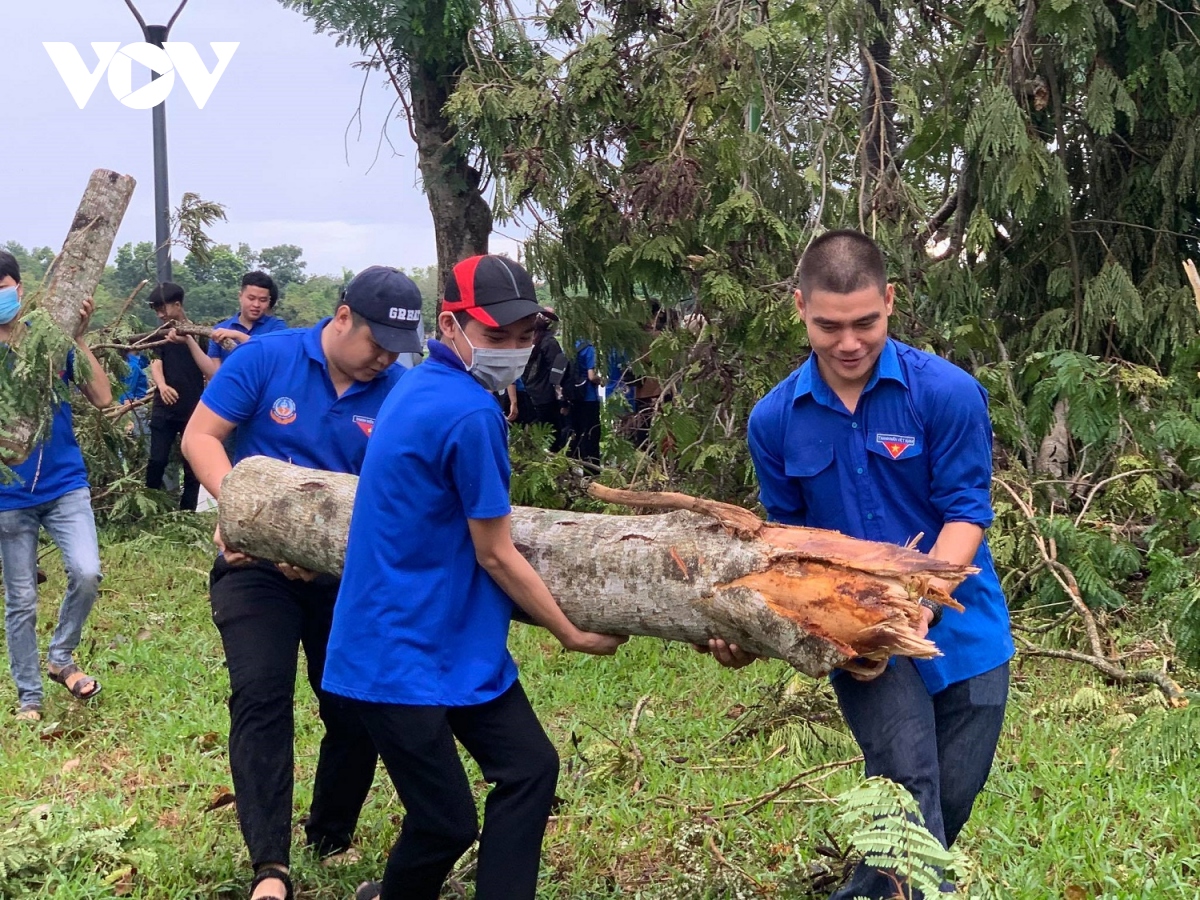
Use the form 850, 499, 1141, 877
0, 352, 90, 511
200, 319, 403, 473
747, 338, 1013, 695
323, 339, 519, 706
207, 313, 289, 363
119, 353, 149, 404
574, 340, 600, 401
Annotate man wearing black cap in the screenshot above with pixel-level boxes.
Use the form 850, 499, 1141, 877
181, 266, 423, 900
323, 255, 625, 900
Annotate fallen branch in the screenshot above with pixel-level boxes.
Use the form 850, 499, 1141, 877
995, 476, 1188, 707
91, 322, 236, 353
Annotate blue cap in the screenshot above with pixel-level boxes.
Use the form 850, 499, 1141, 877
343, 266, 423, 354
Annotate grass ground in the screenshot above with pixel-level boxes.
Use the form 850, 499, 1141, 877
1, 517, 1197, 899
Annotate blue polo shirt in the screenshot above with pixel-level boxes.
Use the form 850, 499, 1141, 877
575, 340, 599, 401
207, 313, 289, 363
747, 338, 1013, 695
200, 319, 403, 473
0, 352, 90, 511
323, 339, 518, 706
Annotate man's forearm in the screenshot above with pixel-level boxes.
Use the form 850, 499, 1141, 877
478, 544, 580, 644
180, 431, 232, 498
187, 337, 219, 379
928, 521, 985, 567
75, 340, 113, 408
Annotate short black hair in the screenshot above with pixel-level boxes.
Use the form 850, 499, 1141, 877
797, 229, 887, 297
0, 250, 20, 284
147, 282, 185, 308
241, 270, 279, 307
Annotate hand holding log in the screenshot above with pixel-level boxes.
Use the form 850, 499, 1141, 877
218, 456, 975, 677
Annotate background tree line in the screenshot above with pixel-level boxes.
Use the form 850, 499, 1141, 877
1, 239, 441, 331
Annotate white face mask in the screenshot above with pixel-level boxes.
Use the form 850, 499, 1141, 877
451, 325, 533, 394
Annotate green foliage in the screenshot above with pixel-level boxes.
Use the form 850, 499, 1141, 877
835, 777, 964, 900
0, 805, 155, 897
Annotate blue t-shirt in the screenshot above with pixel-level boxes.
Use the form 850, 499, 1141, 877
323, 339, 519, 706
575, 340, 599, 402
119, 353, 149, 404
207, 313, 289, 363
200, 319, 403, 474
0, 351, 90, 511
747, 338, 1013, 695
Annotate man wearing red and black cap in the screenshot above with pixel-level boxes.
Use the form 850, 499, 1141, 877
324, 255, 626, 900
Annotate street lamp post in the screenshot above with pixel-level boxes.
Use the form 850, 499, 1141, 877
123, 0, 190, 284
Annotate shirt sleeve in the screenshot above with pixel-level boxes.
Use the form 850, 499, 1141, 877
200, 340, 267, 425
747, 394, 807, 525
580, 344, 596, 370
446, 408, 512, 520
922, 374, 995, 527
207, 339, 222, 359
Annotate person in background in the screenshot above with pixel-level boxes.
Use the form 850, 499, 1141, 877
181, 266, 423, 900
145, 283, 207, 511
199, 271, 288, 378
520, 309, 569, 451
324, 255, 625, 900
117, 348, 151, 437
0, 249, 112, 722
569, 337, 602, 464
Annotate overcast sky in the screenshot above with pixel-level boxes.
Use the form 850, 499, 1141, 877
3, 0, 520, 277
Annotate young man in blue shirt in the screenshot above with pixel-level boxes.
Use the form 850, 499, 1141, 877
199, 271, 289, 378
713, 230, 1013, 899
0, 250, 113, 721
323, 255, 625, 900
181, 267, 422, 900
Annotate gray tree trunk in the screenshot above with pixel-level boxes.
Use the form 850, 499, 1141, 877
1, 169, 136, 464
219, 457, 973, 678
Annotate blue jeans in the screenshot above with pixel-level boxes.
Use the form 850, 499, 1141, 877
0, 487, 102, 708
829, 659, 1009, 900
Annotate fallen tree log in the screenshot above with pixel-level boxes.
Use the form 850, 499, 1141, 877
219, 456, 974, 677
1, 169, 136, 465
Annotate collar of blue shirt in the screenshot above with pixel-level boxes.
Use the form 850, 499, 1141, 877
792, 337, 908, 407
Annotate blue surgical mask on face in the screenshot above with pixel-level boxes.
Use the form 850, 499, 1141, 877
0, 285, 20, 325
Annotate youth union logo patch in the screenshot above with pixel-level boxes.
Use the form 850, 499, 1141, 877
876, 432, 915, 460
270, 396, 297, 425
353, 415, 375, 437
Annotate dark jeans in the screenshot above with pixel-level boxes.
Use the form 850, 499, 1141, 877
353, 680, 559, 900
532, 401, 568, 452
147, 415, 200, 511
829, 659, 1009, 900
209, 559, 378, 868
569, 400, 601, 464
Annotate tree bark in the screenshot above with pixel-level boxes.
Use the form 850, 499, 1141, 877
218, 457, 975, 677
409, 66, 492, 308
1, 169, 136, 465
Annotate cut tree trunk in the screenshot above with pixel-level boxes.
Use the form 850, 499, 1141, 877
1, 169, 136, 464
219, 457, 974, 677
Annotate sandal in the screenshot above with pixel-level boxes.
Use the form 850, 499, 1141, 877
47, 663, 102, 701
354, 883, 381, 900
250, 866, 293, 900
15, 704, 42, 722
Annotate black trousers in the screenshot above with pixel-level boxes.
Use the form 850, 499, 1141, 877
353, 681, 559, 900
147, 414, 200, 511
209, 559, 378, 868
569, 400, 601, 464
